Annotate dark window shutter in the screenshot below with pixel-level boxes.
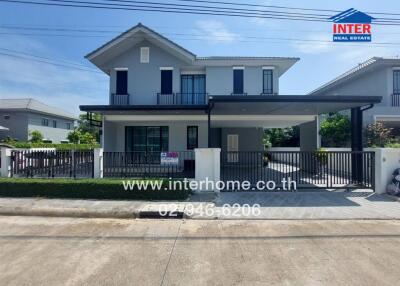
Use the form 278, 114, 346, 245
116, 70, 128, 94
161, 70, 173, 94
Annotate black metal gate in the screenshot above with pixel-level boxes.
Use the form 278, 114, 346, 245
220, 151, 375, 190
11, 149, 94, 178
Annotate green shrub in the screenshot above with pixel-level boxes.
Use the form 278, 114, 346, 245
29, 130, 44, 143
384, 143, 400, 148
0, 178, 189, 200
7, 142, 100, 150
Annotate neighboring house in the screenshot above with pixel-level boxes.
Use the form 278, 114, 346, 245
0, 98, 76, 143
80, 23, 381, 154
310, 57, 400, 136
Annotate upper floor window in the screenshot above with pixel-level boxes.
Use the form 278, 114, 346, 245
41, 118, 49, 126
116, 70, 128, 95
263, 69, 273, 94
160, 68, 173, 94
394, 70, 400, 94
66, 123, 71, 130
52, 120, 57, 128
187, 126, 198, 150
140, 47, 149, 63
233, 68, 244, 94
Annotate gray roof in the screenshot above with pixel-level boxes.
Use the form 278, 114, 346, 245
86, 23, 299, 74
309, 57, 400, 95
86, 23, 196, 61
0, 98, 77, 120
196, 56, 299, 61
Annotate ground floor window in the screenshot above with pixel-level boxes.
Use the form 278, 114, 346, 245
125, 126, 169, 152
187, 126, 198, 149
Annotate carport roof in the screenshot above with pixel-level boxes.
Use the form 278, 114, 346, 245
209, 95, 382, 115
80, 95, 381, 116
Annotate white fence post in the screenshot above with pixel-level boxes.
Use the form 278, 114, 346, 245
0, 147, 12, 178
93, 148, 103, 178
369, 148, 400, 194
194, 148, 221, 192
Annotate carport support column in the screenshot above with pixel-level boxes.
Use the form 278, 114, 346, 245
207, 102, 214, 148
351, 107, 363, 183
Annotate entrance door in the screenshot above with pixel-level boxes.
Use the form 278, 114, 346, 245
227, 134, 239, 163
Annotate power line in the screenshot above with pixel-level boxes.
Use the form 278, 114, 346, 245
0, 0, 340, 23
2, 0, 400, 24
0, 50, 103, 73
2, 31, 400, 48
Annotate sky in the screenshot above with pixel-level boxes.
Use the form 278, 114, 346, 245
0, 0, 400, 115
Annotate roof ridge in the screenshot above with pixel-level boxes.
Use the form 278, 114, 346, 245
308, 57, 381, 95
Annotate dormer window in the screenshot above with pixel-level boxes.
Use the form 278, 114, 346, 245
140, 47, 149, 63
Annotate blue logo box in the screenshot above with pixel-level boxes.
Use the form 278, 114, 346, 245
333, 34, 372, 42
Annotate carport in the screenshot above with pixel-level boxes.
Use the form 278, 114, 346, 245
206, 95, 382, 190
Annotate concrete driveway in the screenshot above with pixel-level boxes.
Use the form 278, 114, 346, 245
0, 216, 400, 285
197, 190, 400, 219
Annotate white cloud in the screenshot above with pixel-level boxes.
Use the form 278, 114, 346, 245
194, 20, 239, 43
0, 35, 107, 115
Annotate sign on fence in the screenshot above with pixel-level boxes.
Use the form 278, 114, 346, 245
160, 152, 179, 165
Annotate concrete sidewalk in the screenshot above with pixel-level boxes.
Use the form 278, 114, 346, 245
0, 190, 399, 219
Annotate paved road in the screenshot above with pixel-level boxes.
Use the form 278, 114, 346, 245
0, 216, 400, 285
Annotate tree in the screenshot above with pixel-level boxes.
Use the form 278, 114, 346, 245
77, 113, 101, 143
67, 129, 81, 144
319, 113, 351, 147
264, 127, 299, 147
29, 130, 43, 143
67, 129, 97, 145
365, 122, 393, 147
80, 132, 97, 144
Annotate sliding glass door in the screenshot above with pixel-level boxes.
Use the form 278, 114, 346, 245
126, 126, 168, 163
181, 74, 206, 104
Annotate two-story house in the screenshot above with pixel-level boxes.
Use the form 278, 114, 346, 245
80, 23, 381, 156
0, 98, 76, 143
310, 57, 400, 137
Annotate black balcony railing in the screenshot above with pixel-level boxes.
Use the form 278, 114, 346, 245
157, 93, 207, 105
111, 93, 130, 105
391, 93, 400, 107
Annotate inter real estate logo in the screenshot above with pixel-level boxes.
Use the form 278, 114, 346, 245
330, 8, 375, 42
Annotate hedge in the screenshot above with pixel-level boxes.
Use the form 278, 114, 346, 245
6, 142, 100, 150
0, 178, 190, 200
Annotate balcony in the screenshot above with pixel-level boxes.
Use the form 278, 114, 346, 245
157, 93, 207, 105
391, 93, 400, 107
111, 93, 129, 105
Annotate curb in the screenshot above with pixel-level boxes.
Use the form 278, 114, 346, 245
0, 207, 138, 219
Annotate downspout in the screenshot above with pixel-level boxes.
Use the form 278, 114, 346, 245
207, 98, 215, 148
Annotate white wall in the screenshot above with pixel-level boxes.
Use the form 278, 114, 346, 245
373, 148, 400, 194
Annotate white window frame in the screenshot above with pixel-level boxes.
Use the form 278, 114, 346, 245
232, 66, 245, 70
140, 47, 150, 63
160, 67, 174, 70
114, 67, 128, 71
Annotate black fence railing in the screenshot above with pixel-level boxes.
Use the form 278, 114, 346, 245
157, 93, 207, 105
111, 93, 130, 105
220, 151, 375, 190
11, 149, 94, 178
103, 151, 195, 178
391, 93, 400, 107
